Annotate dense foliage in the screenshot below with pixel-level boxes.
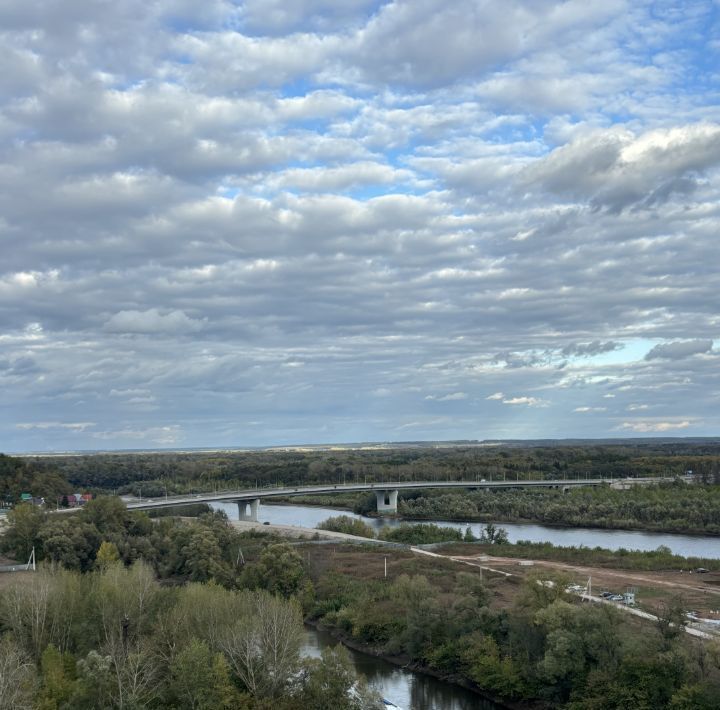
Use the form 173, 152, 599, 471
397, 481, 720, 534
0, 564, 381, 709
310, 558, 720, 708
378, 523, 463, 544
5, 497, 720, 708
16, 440, 720, 501
0, 454, 71, 506
317, 516, 376, 538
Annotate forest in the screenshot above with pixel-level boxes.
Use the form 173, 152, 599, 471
394, 482, 720, 535
3, 498, 720, 708
9, 439, 720, 501
6, 443, 720, 536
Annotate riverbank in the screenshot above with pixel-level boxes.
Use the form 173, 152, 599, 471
266, 490, 720, 539
397, 512, 720, 537
304, 619, 520, 709
230, 519, 393, 544
296, 538, 720, 708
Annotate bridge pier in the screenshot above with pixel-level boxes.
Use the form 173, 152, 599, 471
237, 499, 260, 522
376, 490, 398, 514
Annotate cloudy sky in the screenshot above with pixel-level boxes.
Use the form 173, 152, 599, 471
2, 0, 720, 451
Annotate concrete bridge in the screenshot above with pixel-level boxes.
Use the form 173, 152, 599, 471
122, 476, 681, 521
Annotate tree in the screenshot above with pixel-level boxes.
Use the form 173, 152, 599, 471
169, 639, 241, 709
80, 496, 129, 535
96, 541, 121, 569
318, 516, 375, 538
1, 503, 45, 560
38, 519, 101, 571
68, 651, 114, 710
241, 543, 308, 597
108, 639, 160, 710
220, 591, 303, 699
93, 561, 160, 649
479, 523, 509, 545
296, 645, 383, 710
36, 644, 76, 710
0, 635, 36, 710
657, 595, 687, 647
180, 528, 225, 582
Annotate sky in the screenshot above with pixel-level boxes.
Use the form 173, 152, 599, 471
1, 0, 720, 452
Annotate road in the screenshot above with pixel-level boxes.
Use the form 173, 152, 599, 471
120, 476, 680, 511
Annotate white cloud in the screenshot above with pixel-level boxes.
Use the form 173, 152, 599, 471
2, 0, 719, 449
426, 391, 467, 401
16, 421, 94, 432
503, 396, 545, 407
104, 309, 204, 334
619, 420, 692, 433
524, 123, 720, 210
91, 425, 182, 444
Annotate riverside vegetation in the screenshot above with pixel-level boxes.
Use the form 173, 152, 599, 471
6, 445, 720, 535
3, 500, 720, 708
317, 515, 509, 545
8, 439, 720, 500
304, 481, 720, 536
0, 500, 382, 710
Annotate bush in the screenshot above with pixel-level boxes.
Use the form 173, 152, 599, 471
378, 523, 463, 545
317, 516, 375, 538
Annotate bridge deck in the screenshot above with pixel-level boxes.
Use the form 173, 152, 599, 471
122, 477, 678, 511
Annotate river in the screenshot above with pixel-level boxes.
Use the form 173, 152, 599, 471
302, 624, 502, 710
212, 500, 720, 558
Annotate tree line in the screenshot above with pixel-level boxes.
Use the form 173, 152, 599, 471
395, 482, 720, 535
10, 441, 720, 504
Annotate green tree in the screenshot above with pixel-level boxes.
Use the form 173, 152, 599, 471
657, 595, 687, 648
67, 651, 114, 710
169, 639, 240, 709
180, 528, 225, 582
79, 496, 129, 536
462, 632, 524, 698
296, 645, 383, 709
1, 503, 45, 560
95, 541, 121, 569
36, 644, 76, 710
38, 519, 101, 571
241, 543, 309, 597
318, 516, 375, 538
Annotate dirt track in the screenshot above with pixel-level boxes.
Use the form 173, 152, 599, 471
451, 553, 720, 599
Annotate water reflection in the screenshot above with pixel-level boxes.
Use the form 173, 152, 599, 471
302, 626, 501, 710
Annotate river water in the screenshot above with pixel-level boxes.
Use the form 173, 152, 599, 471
213, 500, 720, 558
302, 624, 501, 710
